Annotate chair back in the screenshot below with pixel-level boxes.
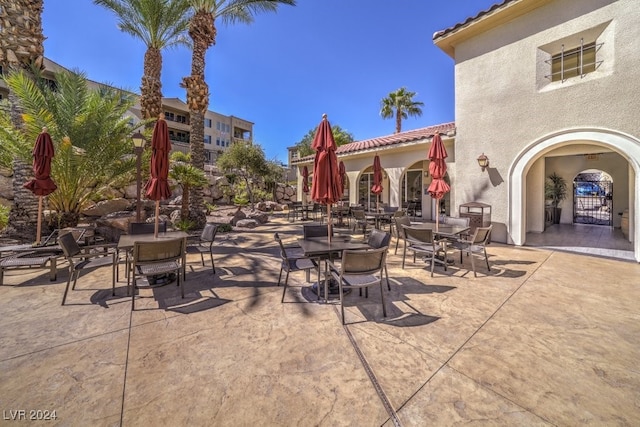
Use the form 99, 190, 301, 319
341, 247, 387, 275
58, 232, 82, 258
133, 238, 184, 264
441, 216, 470, 228
395, 216, 412, 238
129, 221, 167, 235
472, 225, 492, 245
274, 233, 288, 259
352, 209, 366, 221
200, 223, 218, 243
367, 229, 391, 249
303, 224, 332, 239
392, 210, 406, 218
383, 206, 399, 213
403, 226, 435, 244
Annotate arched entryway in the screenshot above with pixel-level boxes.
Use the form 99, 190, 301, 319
509, 129, 640, 262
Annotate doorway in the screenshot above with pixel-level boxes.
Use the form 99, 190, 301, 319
573, 170, 612, 226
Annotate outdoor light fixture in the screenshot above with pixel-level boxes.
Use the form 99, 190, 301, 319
477, 153, 489, 171
131, 131, 147, 221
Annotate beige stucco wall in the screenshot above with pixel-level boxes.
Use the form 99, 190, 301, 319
450, 0, 640, 247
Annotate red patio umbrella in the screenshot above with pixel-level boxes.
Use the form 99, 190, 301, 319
371, 155, 383, 211
311, 114, 343, 241
427, 133, 451, 231
338, 161, 346, 194
23, 128, 57, 245
144, 118, 172, 236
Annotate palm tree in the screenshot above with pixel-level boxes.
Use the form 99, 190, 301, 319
169, 162, 209, 220
380, 87, 425, 134
94, 0, 191, 120
2, 69, 138, 227
182, 0, 296, 226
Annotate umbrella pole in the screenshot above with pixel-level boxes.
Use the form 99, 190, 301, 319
154, 201, 160, 237
435, 199, 440, 232
35, 196, 43, 245
327, 204, 332, 243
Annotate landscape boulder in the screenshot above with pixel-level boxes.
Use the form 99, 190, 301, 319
82, 198, 131, 217
235, 219, 258, 229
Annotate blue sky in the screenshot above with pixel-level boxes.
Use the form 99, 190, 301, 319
42, 0, 499, 162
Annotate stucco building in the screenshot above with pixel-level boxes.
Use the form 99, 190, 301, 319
295, 0, 640, 262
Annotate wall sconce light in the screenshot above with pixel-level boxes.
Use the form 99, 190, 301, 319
477, 153, 489, 171
423, 171, 429, 178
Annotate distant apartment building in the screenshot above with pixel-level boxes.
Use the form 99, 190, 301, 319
0, 58, 253, 167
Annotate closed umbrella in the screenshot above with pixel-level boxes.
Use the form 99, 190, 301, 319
311, 114, 342, 241
23, 128, 57, 245
302, 165, 309, 204
427, 133, 451, 231
338, 161, 346, 194
371, 155, 383, 211
144, 118, 172, 236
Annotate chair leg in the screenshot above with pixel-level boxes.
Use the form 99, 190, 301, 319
61, 269, 73, 306
277, 266, 283, 286
209, 251, 216, 274
402, 246, 407, 269
394, 236, 399, 255
281, 269, 290, 303
379, 280, 387, 318
180, 267, 184, 298
470, 250, 477, 278
200, 252, 205, 267
484, 248, 490, 271
385, 265, 390, 291
338, 279, 346, 325
430, 256, 435, 277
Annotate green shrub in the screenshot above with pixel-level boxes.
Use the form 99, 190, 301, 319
174, 218, 196, 232
216, 223, 233, 233
0, 204, 9, 230
204, 202, 217, 214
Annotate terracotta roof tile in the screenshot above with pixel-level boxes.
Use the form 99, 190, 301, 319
432, 0, 516, 41
294, 122, 455, 163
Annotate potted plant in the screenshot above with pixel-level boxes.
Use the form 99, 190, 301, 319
545, 172, 567, 224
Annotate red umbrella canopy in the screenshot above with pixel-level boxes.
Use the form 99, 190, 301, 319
144, 118, 172, 201
371, 155, 383, 195
23, 130, 57, 196
311, 114, 342, 204
302, 166, 309, 193
338, 161, 346, 192
427, 133, 451, 199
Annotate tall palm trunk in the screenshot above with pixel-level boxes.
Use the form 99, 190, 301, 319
140, 47, 164, 120
182, 9, 216, 228
2, 0, 45, 241
395, 112, 402, 134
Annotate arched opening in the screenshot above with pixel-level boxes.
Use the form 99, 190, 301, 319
573, 169, 613, 226
400, 164, 423, 216
509, 128, 640, 262
357, 166, 386, 210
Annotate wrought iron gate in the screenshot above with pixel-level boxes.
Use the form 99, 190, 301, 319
573, 180, 612, 225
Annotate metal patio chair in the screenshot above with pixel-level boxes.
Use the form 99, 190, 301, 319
275, 233, 318, 302
452, 225, 493, 277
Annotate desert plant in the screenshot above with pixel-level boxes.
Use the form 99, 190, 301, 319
1, 68, 137, 227
204, 202, 217, 214
215, 223, 233, 233
169, 162, 209, 220
174, 218, 196, 231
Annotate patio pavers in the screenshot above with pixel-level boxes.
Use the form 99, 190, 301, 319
1, 216, 639, 426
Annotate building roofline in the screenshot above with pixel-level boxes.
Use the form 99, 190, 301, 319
292, 122, 456, 164
433, 0, 552, 57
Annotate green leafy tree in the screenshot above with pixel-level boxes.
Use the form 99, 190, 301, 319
1, 69, 137, 227
182, 0, 296, 226
217, 141, 269, 209
294, 125, 354, 158
380, 87, 424, 134
169, 152, 209, 220
94, 0, 191, 120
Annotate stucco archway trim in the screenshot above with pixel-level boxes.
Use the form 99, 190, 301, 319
508, 128, 640, 262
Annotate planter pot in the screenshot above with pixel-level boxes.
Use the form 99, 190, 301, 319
552, 207, 562, 224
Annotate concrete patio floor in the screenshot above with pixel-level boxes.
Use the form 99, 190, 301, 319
1, 215, 639, 426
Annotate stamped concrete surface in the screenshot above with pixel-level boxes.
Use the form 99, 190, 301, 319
1, 216, 639, 426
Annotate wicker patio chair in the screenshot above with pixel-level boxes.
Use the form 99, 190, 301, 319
186, 223, 218, 274
328, 247, 388, 325
452, 225, 493, 277
128, 238, 185, 310
59, 232, 116, 306
275, 233, 318, 302
401, 225, 447, 277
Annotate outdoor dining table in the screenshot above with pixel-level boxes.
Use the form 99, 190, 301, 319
116, 231, 189, 286
365, 211, 394, 230
297, 235, 371, 301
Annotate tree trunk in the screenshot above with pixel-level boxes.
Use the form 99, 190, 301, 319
140, 47, 163, 120
395, 111, 402, 134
